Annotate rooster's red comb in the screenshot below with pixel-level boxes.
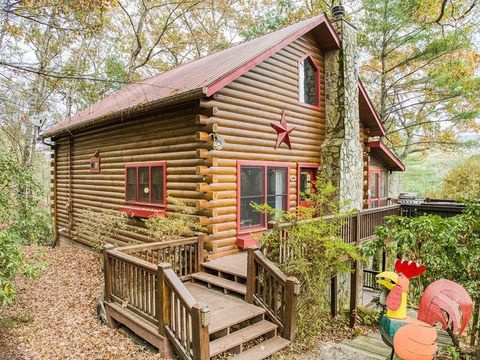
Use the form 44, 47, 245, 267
395, 259, 426, 279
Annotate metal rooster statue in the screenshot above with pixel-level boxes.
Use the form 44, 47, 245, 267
376, 259, 473, 360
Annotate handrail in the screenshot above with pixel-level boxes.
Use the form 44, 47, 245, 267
115, 236, 204, 279
159, 263, 210, 360
119, 237, 199, 253
246, 248, 299, 341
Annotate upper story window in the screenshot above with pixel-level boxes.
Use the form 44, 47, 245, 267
125, 161, 166, 207
298, 55, 319, 108
238, 162, 289, 233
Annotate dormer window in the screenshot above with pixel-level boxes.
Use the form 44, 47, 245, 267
298, 55, 319, 108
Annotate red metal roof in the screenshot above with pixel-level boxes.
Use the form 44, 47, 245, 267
42, 14, 340, 138
359, 80, 385, 136
368, 141, 405, 171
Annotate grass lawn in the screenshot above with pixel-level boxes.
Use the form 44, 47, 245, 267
398, 151, 471, 197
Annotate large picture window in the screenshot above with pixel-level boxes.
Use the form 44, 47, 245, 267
238, 162, 289, 233
298, 55, 319, 108
125, 161, 166, 207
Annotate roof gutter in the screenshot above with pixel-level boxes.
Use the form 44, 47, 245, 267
40, 87, 207, 139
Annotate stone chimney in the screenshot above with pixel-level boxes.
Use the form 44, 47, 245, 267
319, 6, 364, 211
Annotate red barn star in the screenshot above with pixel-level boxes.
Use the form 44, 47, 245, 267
270, 110, 295, 149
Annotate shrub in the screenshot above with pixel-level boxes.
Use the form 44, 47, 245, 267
429, 156, 480, 200
142, 196, 204, 241
75, 208, 128, 252
0, 151, 50, 306
253, 181, 360, 341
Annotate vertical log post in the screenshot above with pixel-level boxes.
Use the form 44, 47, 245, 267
191, 303, 210, 360
349, 212, 361, 328
246, 247, 258, 303
157, 263, 171, 335
103, 244, 115, 303
330, 275, 338, 317
284, 276, 300, 341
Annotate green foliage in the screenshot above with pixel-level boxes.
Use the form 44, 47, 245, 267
254, 180, 360, 341
142, 196, 204, 241
75, 208, 128, 252
362, 200, 480, 303
429, 155, 480, 200
0, 151, 50, 307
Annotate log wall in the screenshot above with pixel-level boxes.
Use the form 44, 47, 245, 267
51, 31, 379, 258
198, 34, 326, 257
53, 103, 209, 248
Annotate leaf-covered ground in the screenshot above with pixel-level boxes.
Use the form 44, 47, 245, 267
0, 246, 163, 360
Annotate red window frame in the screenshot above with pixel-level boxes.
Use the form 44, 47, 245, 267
297, 163, 318, 207
368, 168, 381, 208
89, 156, 100, 173
298, 54, 321, 110
124, 161, 167, 209
236, 161, 290, 235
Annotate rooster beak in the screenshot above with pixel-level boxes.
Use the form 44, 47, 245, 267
376, 271, 398, 290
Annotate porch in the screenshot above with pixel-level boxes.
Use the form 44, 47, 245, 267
102, 201, 464, 359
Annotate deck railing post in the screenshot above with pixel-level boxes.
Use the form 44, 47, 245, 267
103, 244, 115, 303
157, 262, 172, 335
284, 276, 300, 341
196, 235, 204, 273
246, 247, 258, 303
349, 212, 361, 328
330, 275, 338, 317
191, 303, 210, 360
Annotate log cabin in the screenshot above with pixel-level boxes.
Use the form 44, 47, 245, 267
41, 13, 404, 258
40, 11, 407, 359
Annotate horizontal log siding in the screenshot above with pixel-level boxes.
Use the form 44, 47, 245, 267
53, 104, 206, 248
203, 34, 325, 257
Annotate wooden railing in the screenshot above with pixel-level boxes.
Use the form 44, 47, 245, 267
358, 204, 402, 241
104, 245, 159, 325
117, 237, 203, 280
159, 263, 209, 360
246, 248, 299, 341
363, 269, 380, 290
104, 237, 209, 360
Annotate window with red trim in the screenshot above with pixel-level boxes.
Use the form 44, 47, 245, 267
298, 55, 319, 107
368, 169, 390, 208
125, 162, 166, 207
90, 157, 100, 173
238, 163, 289, 233
297, 164, 318, 207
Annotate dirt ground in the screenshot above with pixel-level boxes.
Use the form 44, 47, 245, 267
0, 246, 164, 360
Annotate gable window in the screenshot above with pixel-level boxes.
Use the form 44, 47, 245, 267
238, 162, 289, 233
125, 161, 166, 207
298, 55, 319, 107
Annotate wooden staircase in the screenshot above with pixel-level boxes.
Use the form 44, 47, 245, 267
103, 244, 298, 360
187, 258, 290, 359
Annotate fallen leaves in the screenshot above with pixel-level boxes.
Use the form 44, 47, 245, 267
0, 246, 165, 360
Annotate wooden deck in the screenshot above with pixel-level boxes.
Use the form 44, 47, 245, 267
201, 252, 247, 278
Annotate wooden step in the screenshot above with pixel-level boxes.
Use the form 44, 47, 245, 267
184, 283, 265, 334
231, 336, 290, 360
192, 272, 246, 295
209, 320, 277, 357
201, 253, 247, 278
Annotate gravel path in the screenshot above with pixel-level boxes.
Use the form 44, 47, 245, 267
0, 246, 163, 360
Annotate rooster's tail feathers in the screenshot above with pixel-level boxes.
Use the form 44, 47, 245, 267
418, 279, 473, 336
